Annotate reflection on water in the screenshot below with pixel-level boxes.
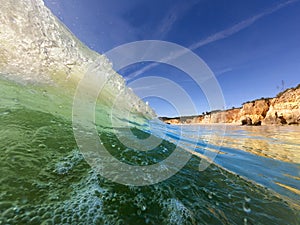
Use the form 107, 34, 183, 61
0, 109, 300, 224
217, 125, 299, 164
183, 124, 300, 163
176, 124, 300, 204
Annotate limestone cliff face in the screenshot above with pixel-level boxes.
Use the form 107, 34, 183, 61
239, 99, 270, 125
264, 87, 300, 125
162, 115, 203, 124
226, 108, 242, 123
162, 118, 181, 124
200, 108, 241, 124
160, 85, 300, 126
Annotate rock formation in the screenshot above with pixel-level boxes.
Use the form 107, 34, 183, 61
264, 87, 300, 125
161, 85, 300, 126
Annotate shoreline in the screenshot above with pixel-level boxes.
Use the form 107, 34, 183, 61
160, 84, 300, 126
160, 121, 300, 127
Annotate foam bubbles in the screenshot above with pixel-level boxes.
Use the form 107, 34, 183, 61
162, 198, 196, 225
54, 149, 84, 175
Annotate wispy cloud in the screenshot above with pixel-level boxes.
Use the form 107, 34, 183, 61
126, 0, 298, 81
189, 0, 298, 49
215, 67, 233, 76
154, 0, 200, 39
134, 0, 200, 69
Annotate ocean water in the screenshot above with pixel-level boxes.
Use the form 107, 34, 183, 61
1, 1, 300, 224
0, 79, 299, 224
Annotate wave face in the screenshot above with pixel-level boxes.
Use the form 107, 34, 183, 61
0, 0, 154, 123
0, 1, 299, 224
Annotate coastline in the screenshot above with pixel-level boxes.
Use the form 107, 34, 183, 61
160, 84, 300, 126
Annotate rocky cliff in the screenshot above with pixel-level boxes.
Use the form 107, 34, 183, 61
264, 87, 300, 125
161, 85, 300, 126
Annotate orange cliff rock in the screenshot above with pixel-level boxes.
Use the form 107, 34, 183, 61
264, 87, 300, 125
240, 99, 270, 125
160, 84, 300, 126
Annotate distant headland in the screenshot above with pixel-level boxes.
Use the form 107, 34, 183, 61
160, 84, 300, 126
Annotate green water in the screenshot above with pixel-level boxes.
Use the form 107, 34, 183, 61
0, 102, 299, 224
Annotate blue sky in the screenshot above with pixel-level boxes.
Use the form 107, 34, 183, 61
44, 0, 300, 117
